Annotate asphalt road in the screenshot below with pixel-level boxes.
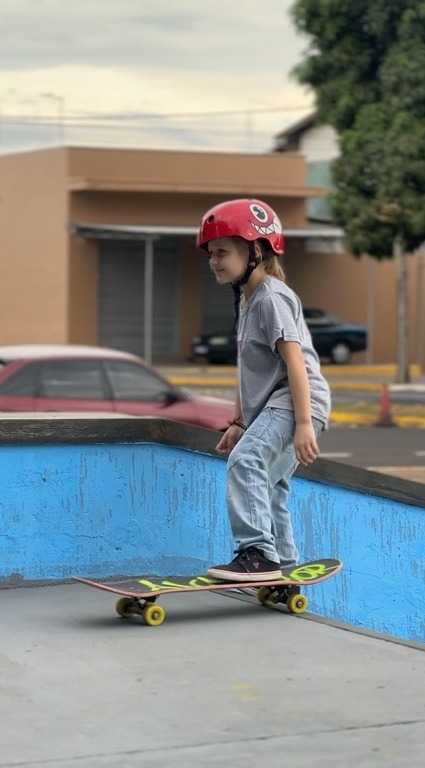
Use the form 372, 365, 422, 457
318, 426, 425, 469
189, 385, 425, 472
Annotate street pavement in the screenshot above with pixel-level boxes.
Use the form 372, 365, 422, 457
1, 583, 424, 767
159, 363, 425, 428
318, 425, 425, 483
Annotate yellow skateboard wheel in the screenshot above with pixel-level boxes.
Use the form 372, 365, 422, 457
287, 593, 308, 614
143, 603, 166, 626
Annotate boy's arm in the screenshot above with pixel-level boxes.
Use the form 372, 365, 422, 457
275, 339, 319, 466
276, 339, 312, 425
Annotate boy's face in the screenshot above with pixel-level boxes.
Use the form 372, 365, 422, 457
207, 237, 248, 284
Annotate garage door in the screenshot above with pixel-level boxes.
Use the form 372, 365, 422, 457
201, 257, 235, 334
99, 238, 180, 360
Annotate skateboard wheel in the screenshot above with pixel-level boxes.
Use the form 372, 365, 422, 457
143, 603, 166, 626
257, 587, 273, 605
116, 597, 141, 618
287, 593, 308, 614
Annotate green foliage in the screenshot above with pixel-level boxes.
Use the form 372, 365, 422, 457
291, 0, 425, 256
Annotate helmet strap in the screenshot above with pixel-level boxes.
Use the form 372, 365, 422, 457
231, 242, 262, 332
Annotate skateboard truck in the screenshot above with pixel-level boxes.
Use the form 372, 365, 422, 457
115, 596, 166, 626
256, 584, 307, 614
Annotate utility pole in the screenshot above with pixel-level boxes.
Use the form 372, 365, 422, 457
395, 237, 410, 383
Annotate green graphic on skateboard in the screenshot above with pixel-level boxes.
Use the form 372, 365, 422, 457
74, 558, 342, 627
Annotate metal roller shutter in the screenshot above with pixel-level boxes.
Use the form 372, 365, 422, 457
201, 257, 234, 334
99, 238, 180, 360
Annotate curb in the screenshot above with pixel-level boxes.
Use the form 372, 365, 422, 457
330, 412, 425, 428
171, 377, 237, 387
164, 364, 424, 378
172, 378, 390, 392
170, 377, 421, 394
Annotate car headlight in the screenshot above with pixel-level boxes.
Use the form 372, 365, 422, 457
209, 337, 228, 346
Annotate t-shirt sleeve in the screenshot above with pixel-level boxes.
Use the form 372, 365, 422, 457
260, 294, 301, 354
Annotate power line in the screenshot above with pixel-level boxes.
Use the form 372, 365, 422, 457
0, 121, 277, 142
0, 104, 312, 124
88, 105, 313, 120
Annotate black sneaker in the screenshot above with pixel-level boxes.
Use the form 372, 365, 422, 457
207, 547, 282, 582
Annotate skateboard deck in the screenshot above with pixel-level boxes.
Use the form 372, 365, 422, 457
73, 558, 342, 626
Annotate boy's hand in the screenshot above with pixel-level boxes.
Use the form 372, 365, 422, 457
216, 424, 244, 455
294, 423, 320, 466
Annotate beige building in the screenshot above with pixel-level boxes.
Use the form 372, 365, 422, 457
0, 145, 423, 364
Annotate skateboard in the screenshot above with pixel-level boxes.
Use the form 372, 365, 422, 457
73, 558, 342, 627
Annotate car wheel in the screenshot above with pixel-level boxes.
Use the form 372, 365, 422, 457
330, 342, 352, 364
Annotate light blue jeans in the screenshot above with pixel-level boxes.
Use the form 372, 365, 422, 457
227, 407, 325, 567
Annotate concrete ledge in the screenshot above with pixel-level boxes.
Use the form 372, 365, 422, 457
1, 417, 424, 509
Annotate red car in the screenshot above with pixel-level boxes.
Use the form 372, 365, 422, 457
0, 345, 235, 431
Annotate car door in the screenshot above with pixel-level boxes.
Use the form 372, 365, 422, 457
0, 361, 40, 411
104, 360, 178, 416
34, 359, 114, 412
304, 311, 336, 357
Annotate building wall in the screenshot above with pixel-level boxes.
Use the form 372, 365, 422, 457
2, 145, 421, 364
0, 148, 68, 344
285, 242, 422, 364
68, 146, 310, 198
299, 124, 339, 163
68, 236, 99, 344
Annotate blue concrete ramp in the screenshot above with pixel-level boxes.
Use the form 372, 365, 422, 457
0, 417, 424, 644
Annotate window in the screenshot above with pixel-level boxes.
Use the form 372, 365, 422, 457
40, 361, 107, 399
105, 361, 171, 402
304, 309, 325, 319
0, 363, 41, 396
304, 309, 340, 326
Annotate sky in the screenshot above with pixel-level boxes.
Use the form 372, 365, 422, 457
0, 0, 314, 153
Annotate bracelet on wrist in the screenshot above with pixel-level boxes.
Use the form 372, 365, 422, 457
230, 418, 246, 430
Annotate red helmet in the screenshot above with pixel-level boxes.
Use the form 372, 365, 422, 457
197, 198, 284, 255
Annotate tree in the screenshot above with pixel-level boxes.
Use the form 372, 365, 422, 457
291, 0, 425, 381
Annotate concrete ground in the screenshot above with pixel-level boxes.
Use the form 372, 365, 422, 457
1, 584, 424, 767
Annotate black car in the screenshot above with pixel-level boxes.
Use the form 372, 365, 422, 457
191, 308, 368, 365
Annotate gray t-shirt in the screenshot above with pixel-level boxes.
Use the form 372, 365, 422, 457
237, 276, 331, 428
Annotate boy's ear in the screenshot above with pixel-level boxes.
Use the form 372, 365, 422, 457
253, 241, 263, 260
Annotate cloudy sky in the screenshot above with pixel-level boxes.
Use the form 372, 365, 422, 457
0, 0, 314, 153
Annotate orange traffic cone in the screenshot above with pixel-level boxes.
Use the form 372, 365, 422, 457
374, 384, 396, 427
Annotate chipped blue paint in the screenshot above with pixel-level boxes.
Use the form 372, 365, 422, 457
291, 479, 425, 644
0, 441, 424, 643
